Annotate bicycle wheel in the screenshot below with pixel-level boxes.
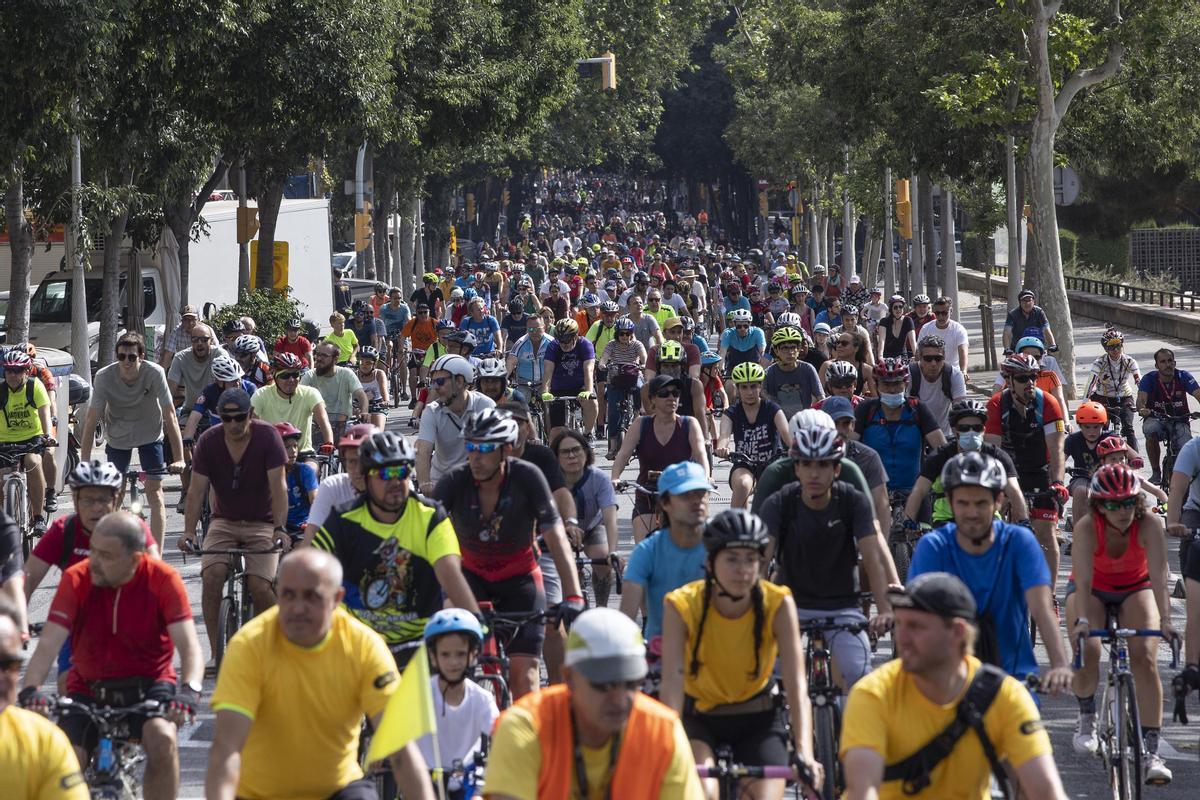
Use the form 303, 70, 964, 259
214, 596, 238, 670
813, 702, 840, 799
8, 478, 29, 560
1113, 673, 1143, 800
890, 538, 911, 584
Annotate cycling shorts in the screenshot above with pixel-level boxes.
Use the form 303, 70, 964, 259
728, 458, 772, 483
682, 693, 789, 767
538, 550, 561, 607
1180, 509, 1200, 583
464, 568, 546, 658
59, 680, 176, 754
1017, 470, 1059, 522
1063, 579, 1152, 608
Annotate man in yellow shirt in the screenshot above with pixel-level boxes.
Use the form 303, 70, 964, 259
840, 572, 1068, 800
0, 600, 87, 800
205, 549, 433, 800
486, 607, 703, 800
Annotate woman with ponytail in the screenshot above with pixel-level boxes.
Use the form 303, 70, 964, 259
660, 508, 820, 799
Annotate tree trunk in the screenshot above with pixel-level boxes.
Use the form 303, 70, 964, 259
425, 177, 453, 271
1005, 134, 1022, 305
909, 170, 923, 297
942, 188, 959, 319
860, 217, 874, 286
162, 159, 228, 306
921, 173, 938, 296
98, 204, 131, 368
253, 176, 286, 292
884, 168, 895, 298
4, 164, 33, 344
371, 177, 394, 286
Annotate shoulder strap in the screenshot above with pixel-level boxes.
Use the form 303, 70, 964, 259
941, 365, 953, 399
60, 516, 80, 569
907, 363, 921, 398
25, 378, 34, 406
882, 664, 1010, 797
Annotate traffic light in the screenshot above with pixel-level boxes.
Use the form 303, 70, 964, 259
236, 207, 259, 244
465, 193, 476, 221
354, 211, 372, 252
896, 200, 912, 239
600, 51, 617, 91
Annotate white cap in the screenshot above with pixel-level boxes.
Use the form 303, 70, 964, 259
563, 608, 647, 683
849, 274, 862, 284
450, 287, 464, 299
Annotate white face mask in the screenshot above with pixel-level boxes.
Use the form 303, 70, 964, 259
958, 431, 984, 451
880, 392, 905, 409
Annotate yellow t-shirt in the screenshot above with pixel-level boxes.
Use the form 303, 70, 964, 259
0, 705, 88, 800
840, 656, 1052, 799
649, 306, 678, 328
666, 579, 790, 711
323, 329, 359, 364
0, 378, 49, 442
484, 701, 704, 800
211, 606, 399, 800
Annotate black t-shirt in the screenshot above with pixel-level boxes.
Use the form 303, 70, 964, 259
502, 313, 530, 343
519, 442, 566, 492
758, 480, 875, 609
410, 287, 445, 314
803, 350, 828, 371
921, 442, 1017, 482
1063, 431, 1117, 479
1004, 305, 1048, 339
845, 440, 888, 490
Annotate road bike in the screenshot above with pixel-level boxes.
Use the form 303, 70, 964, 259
183, 538, 283, 669
475, 601, 553, 710
801, 617, 870, 799
55, 697, 166, 800
0, 437, 46, 559
696, 742, 817, 799
1074, 603, 1179, 798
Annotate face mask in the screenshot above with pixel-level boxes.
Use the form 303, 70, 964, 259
958, 431, 983, 451
880, 392, 905, 409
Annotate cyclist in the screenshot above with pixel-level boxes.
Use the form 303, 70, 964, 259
1096, 436, 1167, 504
1067, 464, 1175, 783
299, 423, 375, 546
597, 317, 646, 458
230, 335, 272, 387
626, 295, 663, 355
718, 308, 765, 377
644, 341, 705, 423
823, 331, 875, 396
431, 409, 584, 699
378, 287, 411, 378
0, 348, 53, 537
716, 362, 791, 510
352, 345, 390, 429
1136, 347, 1200, 485
486, 607, 703, 799
416, 354, 496, 495
303, 341, 369, 444
506, 315, 551, 407
1083, 328, 1141, 450
460, 297, 502, 356
82, 332, 185, 548
273, 317, 313, 369
907, 334, 968, 437
539, 318, 598, 442
158, 303, 203, 368
249, 352, 335, 462
274, 422, 316, 540
1002, 288, 1057, 352
916, 297, 968, 373
1064, 400, 1114, 525
758, 427, 895, 688
552, 430, 618, 607
984, 352, 1068, 592
402, 303, 439, 404
323, 311, 359, 365
854, 357, 946, 497
645, 316, 702, 382
763, 326, 823, 418
20, 512, 203, 800
206, 548, 434, 800
841, 572, 1065, 800
180, 354, 257, 442
907, 293, 934, 330
903, 400, 1027, 529
812, 360, 863, 409
584, 300, 622, 437
661, 509, 821, 799
475, 357, 513, 404
501, 297, 532, 345
411, 272, 445, 319
875, 295, 916, 359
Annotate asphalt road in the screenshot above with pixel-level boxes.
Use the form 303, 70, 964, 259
21, 294, 1200, 797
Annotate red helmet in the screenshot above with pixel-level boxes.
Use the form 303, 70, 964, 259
2, 349, 31, 370
1089, 464, 1140, 501
338, 422, 378, 450
1000, 352, 1039, 377
274, 422, 302, 440
1075, 400, 1108, 425
272, 352, 303, 372
874, 357, 909, 382
1096, 436, 1132, 458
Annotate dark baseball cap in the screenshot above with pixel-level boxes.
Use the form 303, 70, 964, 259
1018, 289, 1035, 301
217, 387, 253, 414
647, 374, 684, 396
888, 572, 977, 620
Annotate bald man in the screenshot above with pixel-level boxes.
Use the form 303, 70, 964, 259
207, 549, 434, 800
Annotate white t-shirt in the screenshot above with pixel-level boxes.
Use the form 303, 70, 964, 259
913, 364, 968, 436
416, 677, 499, 768
306, 473, 357, 530
538, 279, 571, 297
661, 293, 688, 314
918, 319, 970, 363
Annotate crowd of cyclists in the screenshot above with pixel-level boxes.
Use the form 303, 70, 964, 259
2, 173, 1200, 799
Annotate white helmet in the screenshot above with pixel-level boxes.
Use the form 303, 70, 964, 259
430, 354, 475, 383
776, 312, 803, 328
788, 408, 836, 444
790, 427, 844, 461
729, 308, 752, 324
211, 354, 244, 383
476, 357, 507, 380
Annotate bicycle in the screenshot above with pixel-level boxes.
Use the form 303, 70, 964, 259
887, 490, 916, 583
696, 743, 816, 800
615, 477, 662, 534
542, 534, 625, 609
800, 617, 870, 799
513, 380, 548, 442
475, 601, 553, 710
316, 451, 340, 481
1074, 603, 1180, 798
182, 538, 284, 669
546, 394, 586, 436
0, 437, 46, 559
1145, 409, 1200, 480
55, 696, 166, 800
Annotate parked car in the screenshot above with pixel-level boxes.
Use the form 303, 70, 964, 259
332, 251, 357, 277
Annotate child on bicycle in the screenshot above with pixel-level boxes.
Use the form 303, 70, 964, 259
1063, 400, 1116, 528
417, 609, 498, 799
275, 423, 316, 543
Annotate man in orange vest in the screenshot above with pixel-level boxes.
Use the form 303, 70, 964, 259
486, 607, 703, 799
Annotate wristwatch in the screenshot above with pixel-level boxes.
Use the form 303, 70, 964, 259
182, 680, 203, 697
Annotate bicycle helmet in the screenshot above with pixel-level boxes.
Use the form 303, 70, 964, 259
462, 288, 478, 302
729, 308, 752, 324
358, 345, 380, 362
231, 335, 260, 356
701, 352, 722, 367
912, 294, 931, 305
476, 357, 507, 380
776, 312, 803, 328
429, 354, 475, 383
889, 294, 906, 307
1000, 352, 1039, 377
359, 431, 416, 468
1014, 336, 1046, 354
826, 360, 858, 383
67, 459, 123, 491
1089, 463, 1140, 501
1096, 436, 1133, 459
435, 318, 456, 332
841, 304, 859, 317
555, 318, 580, 340
508, 298, 525, 315
450, 287, 464, 299
680, 315, 696, 333
580, 293, 600, 309
338, 422, 378, 449
223, 318, 245, 335
940, 451, 1006, 494
210, 354, 244, 383
274, 422, 302, 440
446, 330, 478, 351
634, 271, 650, 284
424, 608, 484, 649
1, 349, 30, 370
790, 427, 844, 461
948, 399, 989, 425
1075, 400, 1109, 425
286, 317, 303, 330
731, 362, 765, 384
702, 508, 769, 556
658, 341, 684, 364
874, 357, 909, 382
614, 317, 636, 333
1101, 328, 1125, 347
771, 327, 804, 347
788, 409, 836, 444
423, 272, 438, 284
601, 301, 620, 314
811, 264, 827, 276
462, 408, 519, 444
271, 352, 303, 372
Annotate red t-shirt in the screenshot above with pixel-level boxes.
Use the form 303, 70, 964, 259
32, 515, 156, 569
274, 335, 313, 368
48, 557, 191, 695
192, 420, 288, 522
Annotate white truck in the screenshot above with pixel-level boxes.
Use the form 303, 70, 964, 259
25, 199, 335, 358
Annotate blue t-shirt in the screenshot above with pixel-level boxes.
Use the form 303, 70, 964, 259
1173, 437, 1200, 512
379, 303, 410, 335
460, 315, 501, 355
719, 326, 766, 353
721, 295, 751, 317
511, 335, 550, 384
909, 521, 1049, 679
545, 336, 596, 393
285, 461, 319, 528
624, 529, 707, 638
1137, 369, 1199, 416
192, 379, 258, 425
569, 467, 617, 532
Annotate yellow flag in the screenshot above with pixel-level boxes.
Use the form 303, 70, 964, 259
366, 643, 437, 764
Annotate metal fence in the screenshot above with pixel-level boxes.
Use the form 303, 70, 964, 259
982, 265, 1200, 312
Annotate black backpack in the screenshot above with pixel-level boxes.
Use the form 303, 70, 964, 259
908, 361, 952, 400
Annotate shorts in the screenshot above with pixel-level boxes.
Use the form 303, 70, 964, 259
1179, 509, 1200, 582
105, 440, 166, 477
634, 490, 659, 518
682, 698, 789, 767
594, 365, 609, 383
1143, 417, 1192, 452
580, 525, 607, 549
1017, 470, 1058, 522
199, 519, 280, 581
1063, 579, 1152, 608
464, 569, 546, 658
538, 550, 562, 606
326, 778, 381, 800
59, 680, 175, 754
1069, 475, 1090, 496
547, 394, 584, 429
728, 458, 771, 483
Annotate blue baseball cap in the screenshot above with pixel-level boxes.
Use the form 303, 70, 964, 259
657, 461, 713, 497
821, 396, 855, 421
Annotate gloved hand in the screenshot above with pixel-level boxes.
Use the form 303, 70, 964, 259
559, 595, 586, 630
1051, 481, 1069, 506
18, 687, 53, 715
166, 697, 197, 725
540, 392, 555, 402
577, 390, 594, 399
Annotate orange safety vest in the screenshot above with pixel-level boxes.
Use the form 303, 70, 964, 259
509, 684, 679, 799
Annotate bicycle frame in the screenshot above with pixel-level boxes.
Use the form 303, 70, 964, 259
56, 697, 162, 799
476, 601, 553, 710
184, 540, 282, 667
801, 618, 868, 800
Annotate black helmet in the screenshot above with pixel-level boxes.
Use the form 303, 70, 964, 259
940, 452, 1005, 494
702, 509, 769, 556
948, 399, 989, 425
358, 431, 416, 469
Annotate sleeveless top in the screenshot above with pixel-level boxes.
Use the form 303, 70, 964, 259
637, 416, 692, 486
729, 398, 784, 464
881, 316, 913, 358
1091, 513, 1151, 593
357, 369, 383, 404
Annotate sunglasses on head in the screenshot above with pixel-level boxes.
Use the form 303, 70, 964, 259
372, 465, 411, 481
955, 423, 984, 433
465, 441, 501, 453
220, 412, 249, 423
1100, 498, 1138, 511
115, 352, 140, 362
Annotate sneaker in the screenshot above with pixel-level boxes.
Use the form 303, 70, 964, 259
407, 398, 417, 410
175, 496, 187, 514
1073, 713, 1098, 754
44, 495, 58, 514
31, 516, 47, 536
1149, 470, 1162, 486
1145, 753, 1172, 785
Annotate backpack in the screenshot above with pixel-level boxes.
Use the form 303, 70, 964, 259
882, 663, 1012, 797
58, 515, 82, 569
0, 378, 36, 428
290, 464, 313, 512
908, 361, 952, 400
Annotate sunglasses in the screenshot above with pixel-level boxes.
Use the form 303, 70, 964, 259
465, 441, 501, 453
372, 465, 411, 481
1011, 374, 1035, 384
922, 355, 944, 363
934, 309, 950, 315
735, 325, 749, 331
830, 379, 855, 389
220, 412, 249, 423
588, 678, 642, 693
431, 376, 455, 386
1104, 343, 1122, 350
115, 352, 140, 362
190, 336, 210, 344
955, 424, 984, 433
1101, 498, 1138, 511
276, 372, 300, 381
230, 463, 243, 490
618, 331, 633, 336
656, 389, 681, 398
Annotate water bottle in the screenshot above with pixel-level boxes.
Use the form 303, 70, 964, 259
98, 737, 114, 773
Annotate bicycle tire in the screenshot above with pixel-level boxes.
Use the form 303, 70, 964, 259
813, 702, 840, 799
8, 478, 29, 561
1114, 673, 1143, 799
215, 596, 238, 670
475, 672, 512, 711
890, 538, 911, 584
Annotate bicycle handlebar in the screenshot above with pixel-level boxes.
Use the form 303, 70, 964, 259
696, 764, 795, 779
1073, 630, 1180, 670
614, 480, 658, 496
55, 696, 163, 720
181, 539, 285, 556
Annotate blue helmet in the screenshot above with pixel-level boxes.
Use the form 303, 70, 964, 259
1014, 336, 1045, 354
701, 352, 722, 366
462, 288, 478, 301
614, 317, 636, 332
423, 608, 483, 648
435, 319, 456, 332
